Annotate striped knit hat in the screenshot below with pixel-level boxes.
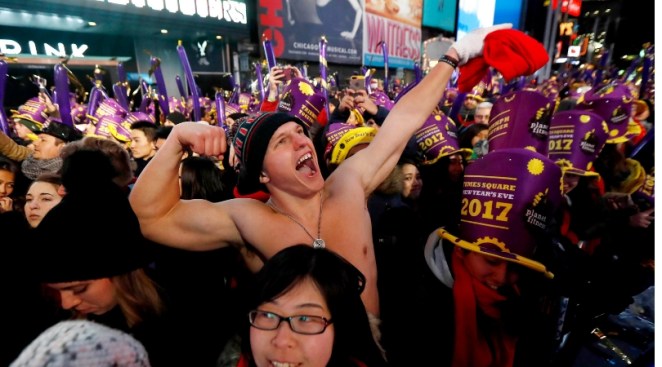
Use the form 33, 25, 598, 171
233, 112, 309, 195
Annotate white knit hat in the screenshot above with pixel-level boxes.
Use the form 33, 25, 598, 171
11, 320, 150, 367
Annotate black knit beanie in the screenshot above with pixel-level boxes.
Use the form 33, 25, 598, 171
30, 150, 152, 283
233, 112, 309, 195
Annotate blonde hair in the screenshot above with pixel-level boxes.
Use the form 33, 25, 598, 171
112, 269, 164, 328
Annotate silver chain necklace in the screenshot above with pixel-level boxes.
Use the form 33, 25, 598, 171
267, 192, 325, 249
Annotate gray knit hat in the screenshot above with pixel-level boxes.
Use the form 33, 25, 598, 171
11, 320, 151, 367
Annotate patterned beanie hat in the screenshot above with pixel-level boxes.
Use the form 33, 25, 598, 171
233, 112, 309, 195
10, 320, 151, 367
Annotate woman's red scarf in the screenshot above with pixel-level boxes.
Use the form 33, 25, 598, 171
451, 250, 518, 367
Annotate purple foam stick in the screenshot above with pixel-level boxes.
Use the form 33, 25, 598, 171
622, 57, 639, 81
440, 80, 450, 107
582, 68, 594, 84
600, 49, 609, 67
140, 79, 149, 95
139, 95, 151, 113
229, 86, 239, 105
150, 57, 170, 116
117, 62, 127, 83
629, 126, 653, 158
54, 63, 74, 127
255, 62, 265, 102
0, 60, 9, 134
363, 66, 371, 93
86, 87, 101, 117
497, 76, 504, 94
301, 63, 308, 80
448, 92, 467, 123
113, 84, 129, 111
228, 74, 240, 105
176, 75, 187, 97
93, 65, 104, 83
379, 41, 389, 94
328, 73, 337, 88
177, 42, 201, 121
115, 62, 129, 110
503, 76, 524, 93
263, 39, 277, 72
319, 36, 330, 119
595, 67, 604, 84
215, 90, 226, 127
597, 48, 609, 81
414, 62, 422, 83
138, 79, 151, 113
98, 88, 109, 100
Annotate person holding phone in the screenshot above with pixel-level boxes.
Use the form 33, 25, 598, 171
259, 66, 330, 134
262, 66, 303, 105
330, 85, 388, 129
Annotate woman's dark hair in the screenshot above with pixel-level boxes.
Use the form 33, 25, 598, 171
593, 144, 629, 190
0, 156, 30, 210
458, 123, 489, 149
33, 172, 62, 187
180, 156, 228, 202
243, 245, 385, 367
0, 156, 19, 176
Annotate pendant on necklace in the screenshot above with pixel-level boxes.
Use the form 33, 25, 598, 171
313, 238, 325, 249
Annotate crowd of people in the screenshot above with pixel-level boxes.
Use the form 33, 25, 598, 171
0, 23, 654, 367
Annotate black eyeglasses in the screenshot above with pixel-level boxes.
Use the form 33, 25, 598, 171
248, 310, 333, 335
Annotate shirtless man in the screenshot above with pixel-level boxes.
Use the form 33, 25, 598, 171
129, 24, 510, 317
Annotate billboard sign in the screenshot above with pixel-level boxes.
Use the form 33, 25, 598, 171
257, 0, 362, 64
552, 0, 582, 18
364, 0, 422, 69
457, 0, 524, 40
89, 0, 247, 24
422, 0, 457, 33
456, 0, 496, 40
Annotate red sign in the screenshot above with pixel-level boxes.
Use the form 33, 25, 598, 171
551, 0, 582, 17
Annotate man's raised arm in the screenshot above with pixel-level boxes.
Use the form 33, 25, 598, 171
338, 24, 512, 194
129, 122, 240, 250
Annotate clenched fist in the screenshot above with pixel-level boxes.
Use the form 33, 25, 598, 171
172, 122, 227, 158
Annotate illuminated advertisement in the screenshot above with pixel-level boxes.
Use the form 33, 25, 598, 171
257, 0, 363, 64
422, 0, 457, 33
551, 0, 582, 18
493, 0, 522, 30
456, 0, 495, 40
364, 0, 422, 69
90, 0, 247, 24
457, 0, 522, 40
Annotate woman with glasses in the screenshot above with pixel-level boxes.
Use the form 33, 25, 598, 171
239, 245, 386, 367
